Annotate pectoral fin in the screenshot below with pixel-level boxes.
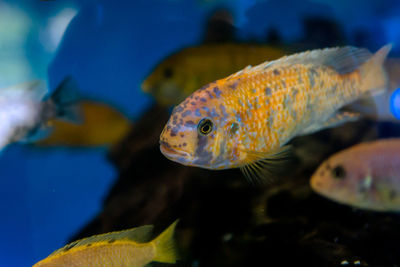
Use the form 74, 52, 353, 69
239, 145, 292, 184
299, 111, 360, 136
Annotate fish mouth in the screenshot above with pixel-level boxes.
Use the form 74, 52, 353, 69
160, 141, 193, 164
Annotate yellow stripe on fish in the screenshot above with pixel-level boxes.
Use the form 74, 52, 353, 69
159, 44, 391, 182
33, 220, 179, 267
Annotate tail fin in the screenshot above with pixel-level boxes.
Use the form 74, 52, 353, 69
359, 44, 392, 95
49, 76, 81, 123
152, 219, 179, 264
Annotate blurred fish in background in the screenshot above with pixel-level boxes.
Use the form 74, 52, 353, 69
142, 9, 288, 106
310, 139, 400, 212
0, 76, 80, 152
37, 100, 131, 147
142, 43, 288, 106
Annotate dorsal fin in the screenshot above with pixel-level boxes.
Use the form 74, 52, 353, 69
232, 46, 373, 77
278, 46, 372, 74
48, 225, 154, 257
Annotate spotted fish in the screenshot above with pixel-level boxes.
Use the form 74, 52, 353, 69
33, 220, 179, 267
310, 139, 400, 212
159, 44, 391, 182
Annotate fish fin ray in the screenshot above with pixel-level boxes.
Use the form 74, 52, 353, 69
234, 45, 375, 76
152, 219, 179, 264
323, 46, 372, 74
48, 225, 154, 257
239, 145, 292, 184
281, 46, 372, 74
299, 111, 360, 136
359, 44, 391, 94
343, 93, 387, 121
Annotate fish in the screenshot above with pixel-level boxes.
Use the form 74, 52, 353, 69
159, 44, 391, 182
0, 76, 79, 151
142, 43, 288, 106
33, 219, 179, 267
36, 100, 131, 147
310, 139, 400, 212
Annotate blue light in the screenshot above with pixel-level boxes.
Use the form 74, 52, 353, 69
390, 88, 400, 119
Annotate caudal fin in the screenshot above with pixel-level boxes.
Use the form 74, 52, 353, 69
359, 44, 392, 95
152, 220, 179, 264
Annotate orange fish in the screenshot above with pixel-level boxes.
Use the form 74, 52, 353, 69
310, 139, 400, 212
36, 100, 131, 147
159, 44, 391, 182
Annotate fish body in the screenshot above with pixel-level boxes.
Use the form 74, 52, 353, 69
159, 45, 390, 179
33, 220, 179, 267
142, 43, 287, 106
37, 100, 131, 147
0, 77, 79, 150
310, 139, 400, 212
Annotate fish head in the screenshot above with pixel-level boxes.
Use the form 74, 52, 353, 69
159, 83, 245, 169
142, 55, 187, 106
310, 152, 368, 207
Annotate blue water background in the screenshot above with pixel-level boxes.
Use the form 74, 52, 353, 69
0, 0, 399, 266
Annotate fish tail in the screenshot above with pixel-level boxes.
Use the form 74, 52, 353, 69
49, 76, 81, 123
152, 219, 179, 264
359, 44, 392, 95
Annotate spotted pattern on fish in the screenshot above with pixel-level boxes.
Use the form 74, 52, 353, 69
265, 87, 272, 96
160, 45, 390, 170
229, 81, 239, 90
181, 110, 191, 117
213, 87, 222, 98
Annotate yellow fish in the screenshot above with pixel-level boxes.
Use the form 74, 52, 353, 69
37, 100, 131, 147
159, 44, 391, 182
142, 43, 287, 106
310, 139, 400, 212
33, 220, 179, 267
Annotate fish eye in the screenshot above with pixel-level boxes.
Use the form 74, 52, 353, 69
331, 165, 346, 179
163, 68, 173, 78
198, 118, 213, 136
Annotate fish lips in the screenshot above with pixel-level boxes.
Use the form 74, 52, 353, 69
160, 141, 193, 165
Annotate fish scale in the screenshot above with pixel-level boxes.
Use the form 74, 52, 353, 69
159, 45, 390, 178
221, 64, 355, 152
